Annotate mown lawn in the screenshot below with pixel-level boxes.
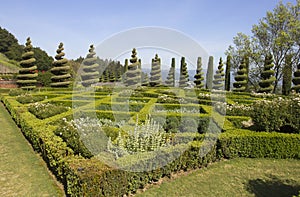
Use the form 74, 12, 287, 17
0, 102, 64, 197
136, 158, 300, 197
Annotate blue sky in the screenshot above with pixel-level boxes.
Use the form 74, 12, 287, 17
0, 0, 296, 67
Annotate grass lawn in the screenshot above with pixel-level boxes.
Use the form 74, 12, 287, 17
0, 102, 64, 197
136, 158, 300, 197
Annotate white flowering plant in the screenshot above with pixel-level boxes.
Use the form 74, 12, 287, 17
28, 102, 69, 119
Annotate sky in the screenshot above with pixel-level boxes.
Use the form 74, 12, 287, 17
0, 0, 297, 69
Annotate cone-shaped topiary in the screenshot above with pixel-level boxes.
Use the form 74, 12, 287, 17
206, 56, 214, 90
212, 58, 225, 90
150, 54, 162, 86
194, 57, 204, 89
292, 62, 300, 93
233, 56, 248, 92
165, 58, 176, 87
125, 48, 141, 86
225, 55, 231, 91
282, 54, 293, 95
50, 43, 71, 87
179, 57, 189, 87
258, 54, 276, 93
80, 45, 99, 87
17, 37, 37, 90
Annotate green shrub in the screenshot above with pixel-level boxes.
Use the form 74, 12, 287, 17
16, 93, 44, 104
9, 88, 25, 96
28, 102, 69, 119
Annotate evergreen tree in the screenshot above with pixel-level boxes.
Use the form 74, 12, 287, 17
179, 57, 189, 87
244, 55, 250, 91
150, 54, 162, 86
194, 57, 204, 89
212, 58, 225, 90
122, 58, 128, 82
233, 56, 248, 92
141, 72, 149, 86
224, 55, 231, 91
17, 37, 37, 90
206, 56, 214, 90
50, 43, 71, 87
282, 54, 293, 95
292, 62, 300, 93
80, 45, 99, 87
165, 58, 176, 87
125, 48, 141, 86
258, 54, 276, 93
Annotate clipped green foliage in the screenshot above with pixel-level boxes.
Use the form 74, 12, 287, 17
282, 54, 293, 95
81, 45, 99, 87
258, 54, 276, 93
141, 72, 149, 86
50, 43, 71, 87
212, 58, 225, 90
125, 48, 141, 86
165, 58, 176, 87
17, 37, 37, 90
233, 56, 248, 92
224, 55, 231, 91
179, 57, 189, 87
292, 62, 300, 93
150, 54, 162, 86
206, 56, 214, 90
194, 57, 204, 89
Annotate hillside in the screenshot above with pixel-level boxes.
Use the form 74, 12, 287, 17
0, 53, 19, 74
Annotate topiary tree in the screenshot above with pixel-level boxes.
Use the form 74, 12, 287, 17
150, 54, 162, 86
212, 58, 225, 90
258, 54, 276, 93
194, 57, 204, 89
165, 58, 176, 87
292, 62, 300, 93
179, 57, 189, 87
125, 48, 141, 86
225, 55, 231, 91
50, 42, 71, 87
282, 54, 293, 95
80, 45, 99, 87
233, 56, 248, 92
17, 37, 38, 90
205, 56, 214, 90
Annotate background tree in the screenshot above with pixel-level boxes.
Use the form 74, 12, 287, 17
80, 45, 99, 87
282, 54, 293, 95
165, 58, 175, 87
212, 58, 225, 90
194, 57, 204, 89
141, 72, 149, 86
225, 55, 231, 91
33, 47, 53, 71
125, 48, 141, 86
0, 26, 23, 61
233, 56, 248, 92
292, 62, 300, 93
179, 57, 189, 87
206, 56, 214, 90
150, 54, 162, 86
258, 54, 276, 93
17, 37, 37, 89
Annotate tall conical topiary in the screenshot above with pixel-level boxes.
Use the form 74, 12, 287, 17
17, 37, 37, 90
50, 43, 71, 87
258, 54, 275, 93
81, 45, 99, 87
224, 55, 231, 91
212, 58, 225, 90
233, 56, 248, 92
165, 58, 176, 87
179, 57, 189, 87
292, 62, 300, 93
194, 57, 204, 89
150, 54, 162, 86
282, 54, 293, 95
206, 56, 214, 90
125, 48, 141, 86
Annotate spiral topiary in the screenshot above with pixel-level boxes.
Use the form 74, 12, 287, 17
212, 58, 225, 90
258, 54, 276, 93
233, 56, 248, 92
165, 58, 176, 87
194, 57, 204, 89
50, 43, 71, 87
292, 62, 300, 93
80, 45, 100, 87
125, 48, 141, 86
150, 54, 162, 86
179, 57, 189, 87
17, 37, 37, 90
